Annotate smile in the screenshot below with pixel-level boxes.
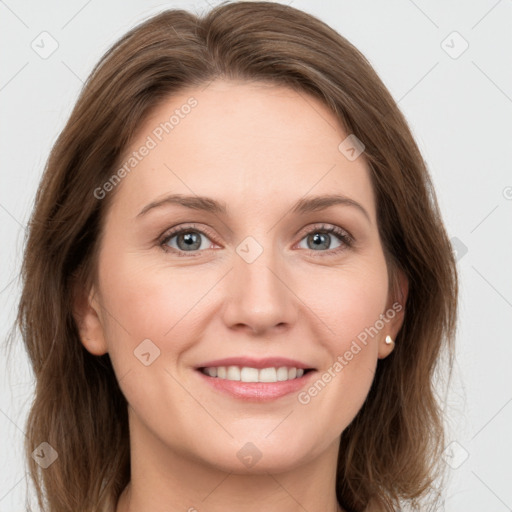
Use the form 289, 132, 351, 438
199, 365, 313, 383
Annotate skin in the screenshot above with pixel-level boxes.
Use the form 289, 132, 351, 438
75, 79, 408, 512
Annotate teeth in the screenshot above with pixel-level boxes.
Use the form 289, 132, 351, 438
227, 366, 241, 381
206, 367, 217, 377
240, 367, 259, 382
276, 367, 288, 381
259, 367, 277, 382
201, 365, 307, 382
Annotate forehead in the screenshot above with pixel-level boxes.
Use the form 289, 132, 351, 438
109, 79, 376, 222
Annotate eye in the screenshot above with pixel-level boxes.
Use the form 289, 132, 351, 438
159, 223, 354, 257
159, 224, 218, 256
295, 224, 353, 255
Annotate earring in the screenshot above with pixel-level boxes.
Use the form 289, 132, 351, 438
385, 335, 394, 345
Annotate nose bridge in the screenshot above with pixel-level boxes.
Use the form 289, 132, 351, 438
223, 233, 296, 333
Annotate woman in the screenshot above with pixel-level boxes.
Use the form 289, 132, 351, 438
13, 2, 458, 511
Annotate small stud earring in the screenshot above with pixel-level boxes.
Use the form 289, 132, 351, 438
385, 335, 394, 345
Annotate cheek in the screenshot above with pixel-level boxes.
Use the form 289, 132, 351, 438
96, 249, 221, 372
101, 262, 185, 331
299, 255, 389, 348
95, 254, 213, 420
294, 255, 388, 417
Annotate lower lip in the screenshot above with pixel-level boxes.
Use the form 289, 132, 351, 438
196, 369, 317, 401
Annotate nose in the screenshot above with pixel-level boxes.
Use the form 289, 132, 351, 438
221, 240, 298, 336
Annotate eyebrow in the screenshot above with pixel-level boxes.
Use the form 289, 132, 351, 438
136, 193, 371, 223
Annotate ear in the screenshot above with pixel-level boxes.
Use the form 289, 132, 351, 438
71, 276, 108, 356
378, 268, 409, 359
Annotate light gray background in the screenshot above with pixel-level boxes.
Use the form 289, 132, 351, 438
1, 1, 511, 510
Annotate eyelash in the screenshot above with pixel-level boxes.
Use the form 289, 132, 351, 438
158, 223, 354, 258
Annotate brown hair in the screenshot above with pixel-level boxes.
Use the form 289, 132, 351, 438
9, 1, 458, 511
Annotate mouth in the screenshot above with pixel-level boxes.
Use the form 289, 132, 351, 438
193, 357, 318, 400
197, 365, 316, 383
196, 365, 317, 401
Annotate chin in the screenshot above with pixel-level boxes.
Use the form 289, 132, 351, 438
196, 437, 315, 475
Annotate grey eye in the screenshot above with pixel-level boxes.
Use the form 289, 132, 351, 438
165, 230, 208, 251
298, 231, 343, 251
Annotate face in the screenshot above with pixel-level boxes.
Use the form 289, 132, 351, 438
77, 79, 407, 475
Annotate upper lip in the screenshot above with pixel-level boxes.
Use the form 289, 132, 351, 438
195, 357, 315, 370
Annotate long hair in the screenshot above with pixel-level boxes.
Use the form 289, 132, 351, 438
9, 2, 458, 511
